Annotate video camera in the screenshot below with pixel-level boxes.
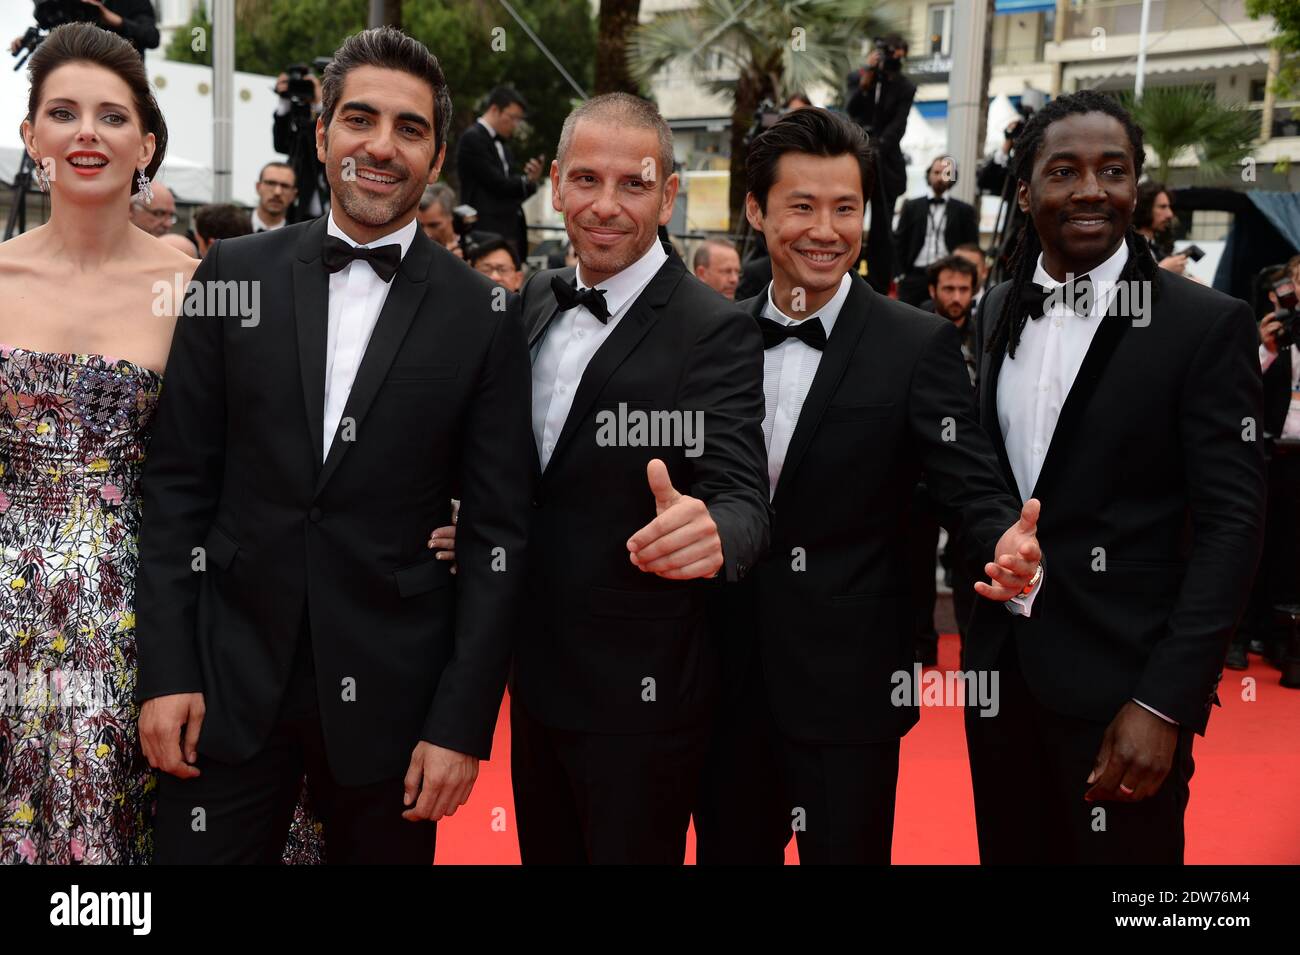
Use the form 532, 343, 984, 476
871, 36, 904, 73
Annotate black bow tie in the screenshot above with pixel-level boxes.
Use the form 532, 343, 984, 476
322, 236, 402, 283
928, 196, 946, 206
758, 315, 826, 351
1021, 274, 1095, 320
551, 275, 611, 322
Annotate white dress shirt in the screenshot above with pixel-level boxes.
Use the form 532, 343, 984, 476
1260, 342, 1300, 439
478, 117, 510, 176
531, 240, 669, 471
322, 212, 418, 461
912, 189, 950, 269
251, 209, 286, 233
997, 239, 1129, 501
759, 273, 851, 496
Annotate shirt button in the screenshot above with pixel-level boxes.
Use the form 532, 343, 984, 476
558, 383, 567, 395
575, 330, 585, 339
1040, 384, 1048, 392
545, 443, 554, 454
1033, 446, 1043, 455
1053, 319, 1062, 327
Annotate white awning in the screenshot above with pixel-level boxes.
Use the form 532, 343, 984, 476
1065, 48, 1265, 88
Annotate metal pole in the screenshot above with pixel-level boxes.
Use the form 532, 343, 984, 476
946, 0, 989, 206
212, 0, 234, 202
1135, 0, 1152, 99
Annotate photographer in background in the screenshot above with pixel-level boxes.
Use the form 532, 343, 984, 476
1230, 255, 1300, 669
273, 62, 329, 222
845, 34, 914, 212
1135, 181, 1187, 274
11, 1, 159, 60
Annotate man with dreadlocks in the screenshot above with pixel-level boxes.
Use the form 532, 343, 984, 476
964, 90, 1266, 864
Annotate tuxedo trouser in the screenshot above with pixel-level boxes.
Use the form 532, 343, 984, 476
510, 696, 709, 864
908, 484, 941, 660
694, 649, 789, 865
774, 734, 901, 865
154, 614, 436, 865
964, 635, 1194, 864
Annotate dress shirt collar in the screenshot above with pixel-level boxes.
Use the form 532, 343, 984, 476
326, 211, 418, 259
478, 116, 499, 140
928, 187, 947, 203
761, 272, 852, 339
1032, 237, 1128, 291
574, 240, 669, 319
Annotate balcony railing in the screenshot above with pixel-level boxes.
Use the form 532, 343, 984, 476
1062, 0, 1251, 42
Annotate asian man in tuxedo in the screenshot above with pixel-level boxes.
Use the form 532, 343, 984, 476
965, 90, 1266, 864
509, 94, 770, 864
692, 108, 1043, 865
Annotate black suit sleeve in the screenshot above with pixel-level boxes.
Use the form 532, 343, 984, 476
893, 201, 919, 274
112, 0, 160, 50
421, 293, 536, 759
458, 128, 537, 202
909, 319, 1021, 571
877, 78, 915, 153
953, 200, 980, 248
845, 69, 872, 126
677, 304, 771, 582
134, 245, 228, 702
1133, 300, 1266, 730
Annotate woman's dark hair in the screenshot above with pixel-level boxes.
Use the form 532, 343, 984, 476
988, 89, 1160, 359
746, 107, 874, 212
1133, 179, 1168, 232
25, 22, 168, 192
321, 26, 452, 156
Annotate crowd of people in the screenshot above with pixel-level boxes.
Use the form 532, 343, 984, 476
0, 17, 1292, 870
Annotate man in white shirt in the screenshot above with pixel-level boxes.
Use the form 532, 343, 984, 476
966, 90, 1265, 864
139, 27, 534, 865
693, 108, 1041, 865
251, 161, 296, 232
508, 93, 770, 865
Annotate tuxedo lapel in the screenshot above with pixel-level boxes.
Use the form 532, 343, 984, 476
770, 275, 871, 508
979, 286, 1016, 496
1029, 306, 1131, 499
314, 230, 435, 496
543, 255, 684, 476
527, 266, 574, 352
293, 216, 330, 476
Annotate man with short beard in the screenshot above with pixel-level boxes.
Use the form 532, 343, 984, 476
511, 93, 769, 864
136, 27, 534, 864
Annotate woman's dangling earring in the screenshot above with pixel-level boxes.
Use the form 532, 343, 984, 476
135, 168, 153, 205
32, 157, 50, 193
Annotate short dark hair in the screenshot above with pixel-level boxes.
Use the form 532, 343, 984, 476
259, 161, 294, 184
321, 26, 452, 154
194, 203, 252, 242
746, 107, 874, 213
1134, 179, 1169, 231
926, 254, 978, 288
486, 85, 527, 113
466, 231, 520, 269
26, 22, 168, 194
693, 237, 737, 270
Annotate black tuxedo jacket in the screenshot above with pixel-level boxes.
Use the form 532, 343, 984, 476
455, 122, 536, 252
1263, 345, 1294, 441
730, 274, 1022, 742
135, 216, 535, 785
967, 270, 1267, 734
513, 246, 770, 734
893, 195, 979, 274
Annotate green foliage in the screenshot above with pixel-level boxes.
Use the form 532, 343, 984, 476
1247, 0, 1300, 98
1122, 86, 1259, 184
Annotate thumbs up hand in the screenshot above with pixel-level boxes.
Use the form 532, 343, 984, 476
626, 459, 724, 580
975, 497, 1042, 601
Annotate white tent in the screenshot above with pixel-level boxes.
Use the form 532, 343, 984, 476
985, 94, 1022, 156
0, 3, 280, 209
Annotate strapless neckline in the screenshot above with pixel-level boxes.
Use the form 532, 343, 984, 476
0, 343, 163, 380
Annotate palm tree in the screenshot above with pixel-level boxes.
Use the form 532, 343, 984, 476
629, 0, 893, 230
596, 0, 643, 95
1122, 86, 1259, 184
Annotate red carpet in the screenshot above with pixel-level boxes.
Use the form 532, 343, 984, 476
435, 634, 1300, 864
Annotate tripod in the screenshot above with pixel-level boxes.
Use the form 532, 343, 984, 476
4, 152, 41, 242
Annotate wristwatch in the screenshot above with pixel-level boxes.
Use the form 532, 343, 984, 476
1020, 563, 1043, 596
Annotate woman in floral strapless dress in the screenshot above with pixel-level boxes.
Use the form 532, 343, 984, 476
0, 22, 321, 865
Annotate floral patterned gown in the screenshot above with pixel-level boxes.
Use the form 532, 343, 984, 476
0, 346, 322, 864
